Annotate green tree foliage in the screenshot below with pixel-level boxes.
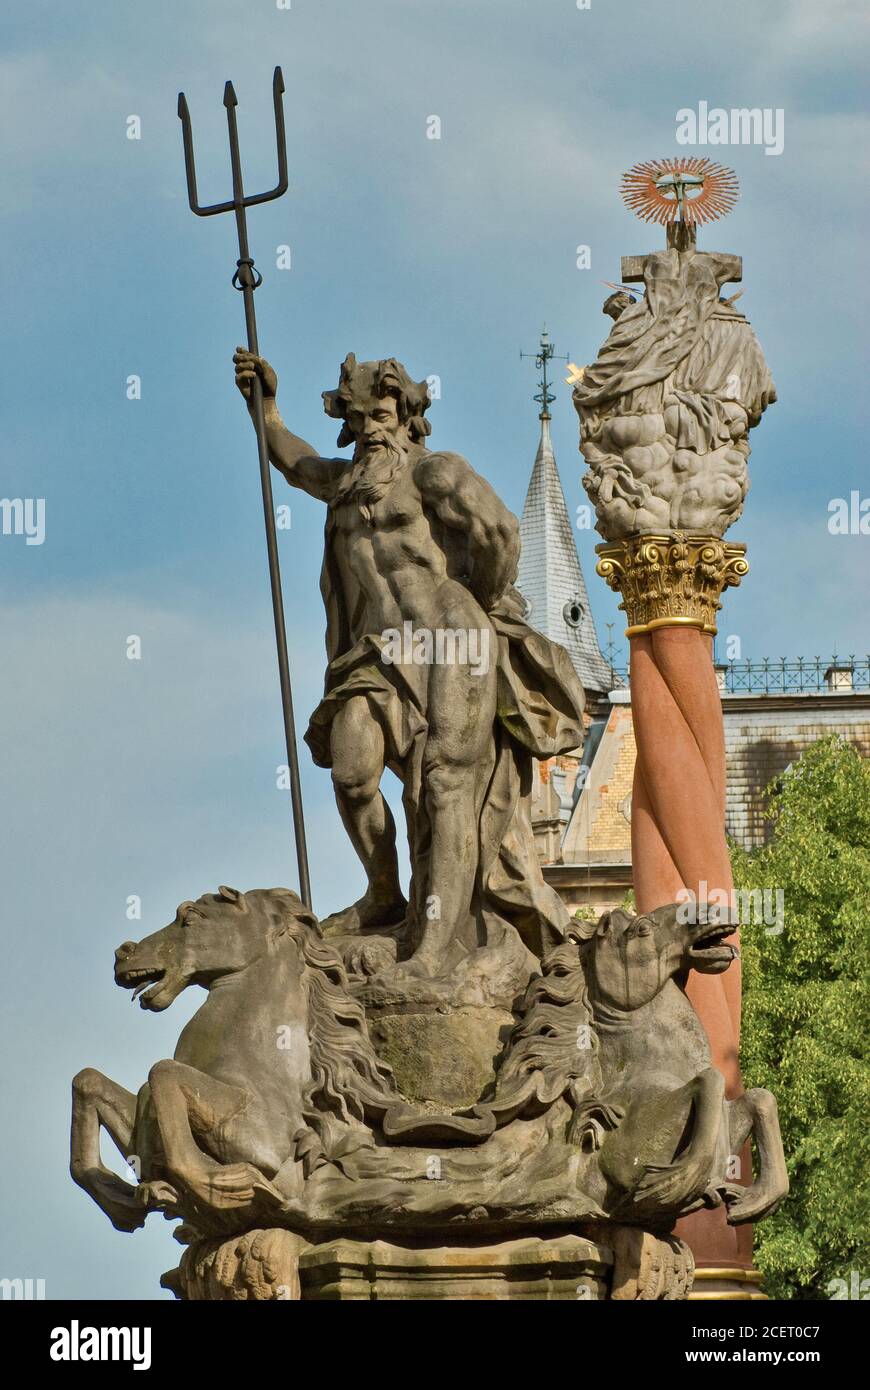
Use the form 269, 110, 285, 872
732, 736, 870, 1299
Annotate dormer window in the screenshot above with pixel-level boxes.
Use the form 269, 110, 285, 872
563, 599, 584, 628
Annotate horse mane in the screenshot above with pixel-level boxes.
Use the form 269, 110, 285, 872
263, 893, 398, 1174
493, 940, 601, 1106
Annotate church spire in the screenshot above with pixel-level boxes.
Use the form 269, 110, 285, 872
516, 328, 613, 698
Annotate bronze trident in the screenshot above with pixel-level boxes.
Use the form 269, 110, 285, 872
177, 67, 311, 909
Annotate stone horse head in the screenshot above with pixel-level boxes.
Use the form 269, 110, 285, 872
113, 885, 316, 1012
575, 902, 738, 1016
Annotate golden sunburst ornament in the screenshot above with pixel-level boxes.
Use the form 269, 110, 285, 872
621, 157, 739, 226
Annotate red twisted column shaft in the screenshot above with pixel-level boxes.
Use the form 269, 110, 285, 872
630, 625, 751, 1267
630, 628, 740, 1081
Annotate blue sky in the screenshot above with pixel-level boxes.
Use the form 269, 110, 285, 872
1, 0, 867, 1298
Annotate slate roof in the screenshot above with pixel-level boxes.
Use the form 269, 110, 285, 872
516, 415, 613, 696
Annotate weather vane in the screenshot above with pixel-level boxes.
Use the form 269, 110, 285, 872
621, 156, 739, 227
521, 327, 568, 420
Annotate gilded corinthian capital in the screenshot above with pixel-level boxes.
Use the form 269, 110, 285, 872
595, 532, 749, 637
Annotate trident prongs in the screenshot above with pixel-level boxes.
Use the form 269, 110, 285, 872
177, 66, 288, 218
177, 67, 310, 909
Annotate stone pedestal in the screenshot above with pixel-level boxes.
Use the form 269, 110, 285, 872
163, 1228, 696, 1301
300, 1236, 612, 1301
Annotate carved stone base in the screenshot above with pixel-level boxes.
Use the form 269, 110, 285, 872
162, 1229, 307, 1301
366, 1006, 514, 1107
163, 1227, 695, 1301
